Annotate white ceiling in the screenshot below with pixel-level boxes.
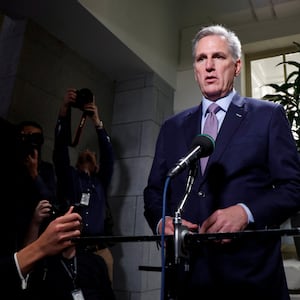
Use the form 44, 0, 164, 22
1, 0, 300, 82
179, 0, 300, 27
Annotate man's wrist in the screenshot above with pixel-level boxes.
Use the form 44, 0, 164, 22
237, 203, 254, 223
95, 120, 103, 129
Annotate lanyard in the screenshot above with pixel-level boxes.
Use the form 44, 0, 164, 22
61, 256, 78, 288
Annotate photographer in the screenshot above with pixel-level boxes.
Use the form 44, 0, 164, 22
0, 118, 83, 300
52, 88, 115, 300
13, 120, 72, 299
15, 121, 57, 246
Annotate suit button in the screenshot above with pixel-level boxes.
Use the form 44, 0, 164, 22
198, 191, 206, 197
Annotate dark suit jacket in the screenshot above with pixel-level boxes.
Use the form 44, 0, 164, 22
0, 118, 32, 298
144, 93, 300, 299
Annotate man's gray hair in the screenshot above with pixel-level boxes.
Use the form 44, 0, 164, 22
192, 24, 242, 62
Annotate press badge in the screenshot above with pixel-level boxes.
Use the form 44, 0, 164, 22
80, 192, 90, 206
71, 288, 85, 300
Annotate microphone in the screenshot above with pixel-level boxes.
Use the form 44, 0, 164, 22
167, 134, 215, 178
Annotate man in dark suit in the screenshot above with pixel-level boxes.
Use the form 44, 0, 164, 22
144, 24, 300, 299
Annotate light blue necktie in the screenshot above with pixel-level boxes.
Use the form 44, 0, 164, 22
200, 103, 220, 174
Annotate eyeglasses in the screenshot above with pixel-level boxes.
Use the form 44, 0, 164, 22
18, 132, 44, 146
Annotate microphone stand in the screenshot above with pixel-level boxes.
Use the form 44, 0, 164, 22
166, 163, 198, 300
173, 162, 198, 264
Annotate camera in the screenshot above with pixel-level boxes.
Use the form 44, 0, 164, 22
16, 132, 44, 159
49, 203, 63, 218
72, 88, 93, 111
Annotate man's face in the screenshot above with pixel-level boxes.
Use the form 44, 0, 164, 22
77, 149, 98, 174
21, 125, 42, 135
193, 35, 241, 101
18, 125, 44, 159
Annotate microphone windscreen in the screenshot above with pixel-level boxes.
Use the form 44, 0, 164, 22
191, 134, 215, 157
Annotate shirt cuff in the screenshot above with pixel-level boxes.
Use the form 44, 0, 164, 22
237, 203, 254, 223
156, 219, 162, 234
14, 252, 30, 290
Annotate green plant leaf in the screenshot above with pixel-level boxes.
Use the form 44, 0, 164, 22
262, 42, 300, 151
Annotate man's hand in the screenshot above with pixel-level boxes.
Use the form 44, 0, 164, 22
60, 88, 77, 116
199, 204, 248, 243
24, 149, 39, 179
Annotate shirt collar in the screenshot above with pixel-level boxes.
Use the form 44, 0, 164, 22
202, 89, 236, 116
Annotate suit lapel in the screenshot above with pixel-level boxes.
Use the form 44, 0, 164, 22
180, 105, 203, 179
206, 94, 247, 170
180, 96, 247, 178
182, 105, 202, 150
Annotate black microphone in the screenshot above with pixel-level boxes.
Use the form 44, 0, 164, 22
167, 134, 215, 178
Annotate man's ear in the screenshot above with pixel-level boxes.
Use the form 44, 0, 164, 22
193, 67, 198, 83
235, 59, 242, 77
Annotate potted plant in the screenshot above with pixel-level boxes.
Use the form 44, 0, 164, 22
262, 42, 300, 151
262, 41, 300, 259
